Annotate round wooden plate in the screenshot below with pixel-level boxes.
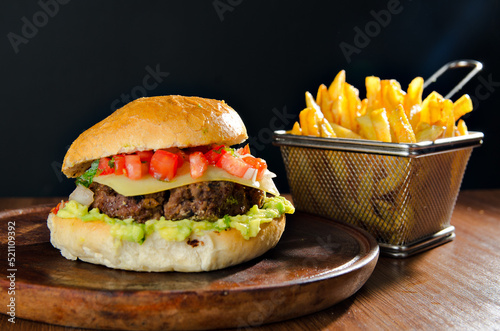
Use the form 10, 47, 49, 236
0, 205, 379, 330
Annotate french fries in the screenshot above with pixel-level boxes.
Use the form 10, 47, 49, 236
289, 70, 474, 143
285, 69, 476, 245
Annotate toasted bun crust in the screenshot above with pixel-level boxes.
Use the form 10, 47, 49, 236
62, 96, 248, 178
47, 213, 285, 272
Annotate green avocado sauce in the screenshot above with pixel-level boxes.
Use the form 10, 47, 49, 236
57, 196, 294, 244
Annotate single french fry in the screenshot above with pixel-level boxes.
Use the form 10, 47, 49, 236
305, 91, 323, 119
415, 122, 445, 142
356, 113, 377, 140
319, 118, 336, 138
316, 84, 334, 124
330, 122, 362, 139
389, 104, 416, 143
408, 104, 422, 131
384, 80, 406, 116
404, 77, 424, 118
380, 79, 391, 112
338, 94, 353, 131
366, 76, 381, 112
344, 82, 361, 133
299, 108, 311, 136
359, 98, 367, 117
457, 119, 468, 136
316, 84, 325, 105
290, 121, 302, 135
328, 70, 346, 101
370, 108, 392, 142
421, 91, 444, 124
442, 99, 455, 138
453, 94, 473, 121
330, 98, 342, 124
306, 107, 320, 136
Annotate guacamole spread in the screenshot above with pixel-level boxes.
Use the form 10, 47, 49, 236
57, 196, 294, 244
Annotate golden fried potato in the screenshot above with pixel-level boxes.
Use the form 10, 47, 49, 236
292, 69, 474, 143
370, 108, 392, 142
453, 94, 473, 122
330, 122, 362, 139
389, 104, 416, 143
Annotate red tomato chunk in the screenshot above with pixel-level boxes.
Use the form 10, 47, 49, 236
216, 153, 251, 178
98, 157, 114, 175
125, 154, 142, 180
189, 151, 208, 179
113, 155, 126, 175
149, 150, 179, 181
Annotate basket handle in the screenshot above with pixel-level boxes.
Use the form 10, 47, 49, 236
423, 60, 483, 99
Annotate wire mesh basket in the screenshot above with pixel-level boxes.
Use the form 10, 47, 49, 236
273, 60, 484, 257
274, 132, 483, 257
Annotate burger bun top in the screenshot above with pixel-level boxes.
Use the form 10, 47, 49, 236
62, 95, 248, 178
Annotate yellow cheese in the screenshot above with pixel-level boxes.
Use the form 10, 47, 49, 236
93, 163, 280, 197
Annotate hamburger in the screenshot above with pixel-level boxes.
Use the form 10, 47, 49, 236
48, 95, 294, 272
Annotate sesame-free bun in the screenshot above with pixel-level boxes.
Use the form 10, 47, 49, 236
62, 95, 248, 178
46, 213, 286, 272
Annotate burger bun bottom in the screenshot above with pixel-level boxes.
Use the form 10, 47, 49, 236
47, 213, 286, 272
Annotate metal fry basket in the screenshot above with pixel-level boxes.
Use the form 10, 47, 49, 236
273, 60, 484, 257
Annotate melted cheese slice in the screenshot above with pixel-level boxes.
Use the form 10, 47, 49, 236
93, 163, 280, 197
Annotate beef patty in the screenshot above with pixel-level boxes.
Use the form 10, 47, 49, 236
89, 181, 265, 223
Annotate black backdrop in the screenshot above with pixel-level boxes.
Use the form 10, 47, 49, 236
1, 0, 499, 197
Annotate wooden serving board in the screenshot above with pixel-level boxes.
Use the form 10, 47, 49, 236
0, 205, 379, 330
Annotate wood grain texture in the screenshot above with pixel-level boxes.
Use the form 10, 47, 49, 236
0, 198, 377, 330
0, 191, 499, 330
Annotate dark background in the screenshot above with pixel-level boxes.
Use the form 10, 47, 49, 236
1, 0, 499, 197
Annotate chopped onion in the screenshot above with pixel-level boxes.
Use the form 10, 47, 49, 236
242, 167, 258, 181
69, 184, 94, 206
262, 169, 277, 179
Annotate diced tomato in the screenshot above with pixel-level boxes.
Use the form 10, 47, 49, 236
161, 148, 187, 167
242, 155, 267, 180
237, 144, 251, 156
216, 153, 251, 178
125, 154, 143, 180
149, 150, 179, 181
113, 155, 126, 175
204, 150, 222, 165
204, 145, 227, 165
98, 157, 114, 175
189, 151, 208, 179
136, 151, 154, 162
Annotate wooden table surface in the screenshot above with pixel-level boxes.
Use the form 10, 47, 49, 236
1, 190, 499, 330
